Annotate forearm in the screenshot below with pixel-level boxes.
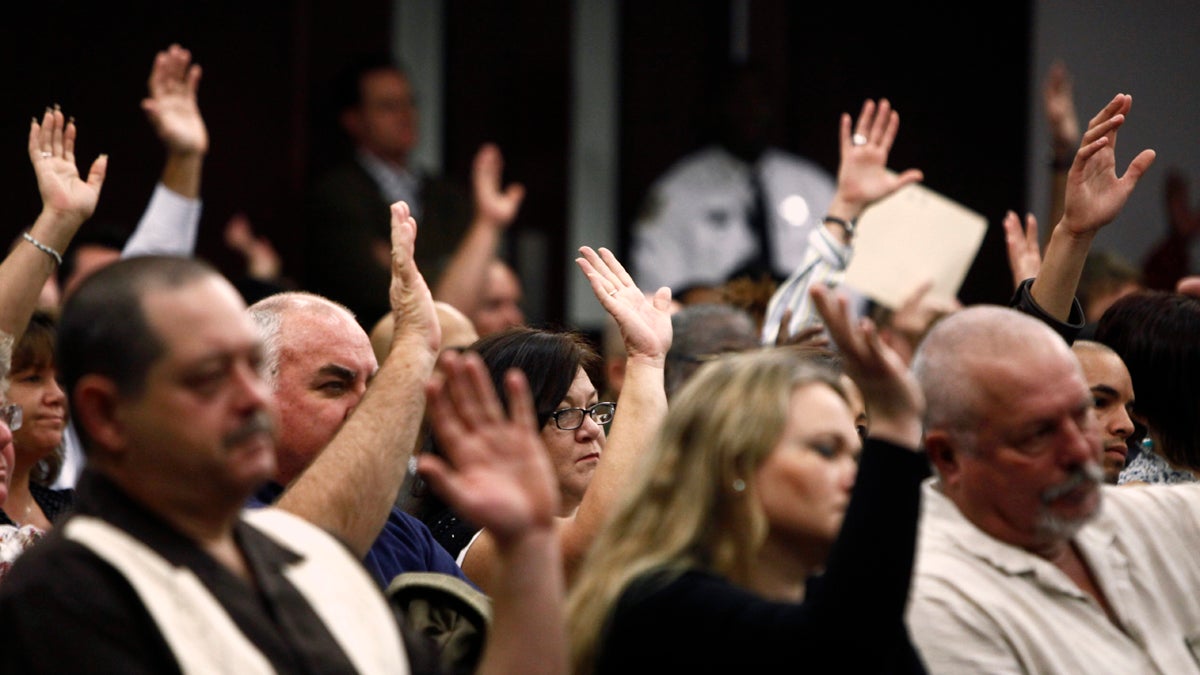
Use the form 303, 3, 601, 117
276, 333, 436, 556
432, 218, 502, 315
476, 528, 567, 675
1029, 223, 1094, 322
123, 184, 201, 258
159, 151, 204, 199
0, 211, 78, 341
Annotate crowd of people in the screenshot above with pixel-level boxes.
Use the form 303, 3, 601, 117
0, 42, 1198, 675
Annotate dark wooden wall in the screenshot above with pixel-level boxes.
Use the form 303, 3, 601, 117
0, 0, 1031, 325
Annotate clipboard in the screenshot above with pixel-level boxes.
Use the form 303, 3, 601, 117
842, 182, 987, 309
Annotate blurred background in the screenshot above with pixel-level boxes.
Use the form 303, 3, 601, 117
0, 0, 1196, 334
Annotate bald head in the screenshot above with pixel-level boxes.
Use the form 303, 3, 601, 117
912, 305, 1076, 434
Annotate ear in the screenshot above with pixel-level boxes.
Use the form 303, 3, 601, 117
72, 375, 130, 456
924, 429, 961, 485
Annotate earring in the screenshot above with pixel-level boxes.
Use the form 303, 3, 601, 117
731, 478, 746, 493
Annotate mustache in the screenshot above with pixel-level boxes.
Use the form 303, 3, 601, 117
1041, 463, 1104, 504
223, 411, 275, 449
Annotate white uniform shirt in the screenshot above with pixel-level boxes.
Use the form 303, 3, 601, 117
631, 146, 834, 293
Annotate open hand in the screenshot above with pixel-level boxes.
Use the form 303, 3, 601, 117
29, 106, 107, 229
141, 44, 208, 156
576, 246, 672, 363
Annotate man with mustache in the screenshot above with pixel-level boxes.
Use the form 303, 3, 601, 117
0, 256, 411, 671
906, 305, 1200, 673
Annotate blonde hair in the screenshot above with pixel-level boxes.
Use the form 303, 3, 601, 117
566, 349, 842, 674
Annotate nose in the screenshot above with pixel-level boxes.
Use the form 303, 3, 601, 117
234, 359, 274, 412
839, 454, 858, 492
1108, 405, 1134, 440
46, 376, 66, 406
1060, 413, 1100, 466
575, 412, 603, 440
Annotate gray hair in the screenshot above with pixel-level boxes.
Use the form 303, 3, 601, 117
246, 291, 356, 390
0, 330, 11, 397
665, 304, 760, 399
912, 304, 1070, 443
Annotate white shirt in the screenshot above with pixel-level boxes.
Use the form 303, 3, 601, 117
631, 145, 835, 293
909, 480, 1200, 674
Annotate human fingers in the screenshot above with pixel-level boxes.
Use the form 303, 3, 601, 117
880, 107, 901, 152
1085, 93, 1128, 132
577, 246, 621, 292
64, 116, 77, 164
853, 99, 876, 140
597, 247, 636, 289
1120, 148, 1157, 186
50, 105, 65, 157
86, 154, 109, 192
868, 98, 892, 144
503, 368, 538, 433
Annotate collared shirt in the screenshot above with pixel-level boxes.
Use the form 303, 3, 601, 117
249, 481, 478, 591
357, 149, 422, 217
0, 471, 394, 673
759, 223, 853, 343
909, 480, 1200, 674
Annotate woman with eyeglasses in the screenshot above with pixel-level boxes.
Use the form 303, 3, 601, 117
412, 246, 673, 594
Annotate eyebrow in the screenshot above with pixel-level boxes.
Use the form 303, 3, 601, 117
314, 364, 357, 382
1090, 384, 1119, 398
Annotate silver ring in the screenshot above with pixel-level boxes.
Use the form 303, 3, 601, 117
851, 133, 868, 147
39, 151, 52, 158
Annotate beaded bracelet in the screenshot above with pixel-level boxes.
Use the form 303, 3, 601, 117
22, 232, 63, 267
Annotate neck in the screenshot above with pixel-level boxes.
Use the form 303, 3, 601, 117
748, 536, 819, 601
360, 145, 409, 171
4, 466, 44, 527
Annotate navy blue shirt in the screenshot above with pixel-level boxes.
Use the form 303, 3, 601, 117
248, 482, 477, 591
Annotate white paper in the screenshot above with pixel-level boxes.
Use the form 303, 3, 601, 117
842, 182, 987, 309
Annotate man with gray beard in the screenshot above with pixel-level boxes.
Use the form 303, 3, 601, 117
906, 305, 1200, 673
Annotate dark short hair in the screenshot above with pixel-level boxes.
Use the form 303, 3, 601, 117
1095, 290, 1200, 469
469, 327, 599, 428
13, 310, 58, 374
57, 256, 219, 450
331, 53, 408, 115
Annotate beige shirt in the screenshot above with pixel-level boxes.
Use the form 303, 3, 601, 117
909, 480, 1200, 674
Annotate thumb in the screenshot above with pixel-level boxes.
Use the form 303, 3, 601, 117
87, 154, 109, 192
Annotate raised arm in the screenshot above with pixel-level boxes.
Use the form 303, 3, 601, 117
420, 351, 565, 675
762, 98, 923, 342
0, 108, 106, 343
1029, 93, 1155, 321
1043, 61, 1081, 231
460, 246, 673, 590
276, 201, 441, 556
124, 44, 207, 257
433, 143, 525, 317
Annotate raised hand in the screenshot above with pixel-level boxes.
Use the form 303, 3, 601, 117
1043, 61, 1081, 159
473, 143, 525, 227
811, 283, 924, 448
141, 44, 208, 156
420, 350, 560, 545
388, 201, 440, 354
1003, 210, 1042, 288
28, 106, 107, 228
774, 310, 830, 349
576, 246, 672, 363
1059, 94, 1156, 238
224, 213, 281, 281
830, 98, 924, 218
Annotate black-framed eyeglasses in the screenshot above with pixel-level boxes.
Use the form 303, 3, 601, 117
0, 403, 22, 432
548, 402, 616, 431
